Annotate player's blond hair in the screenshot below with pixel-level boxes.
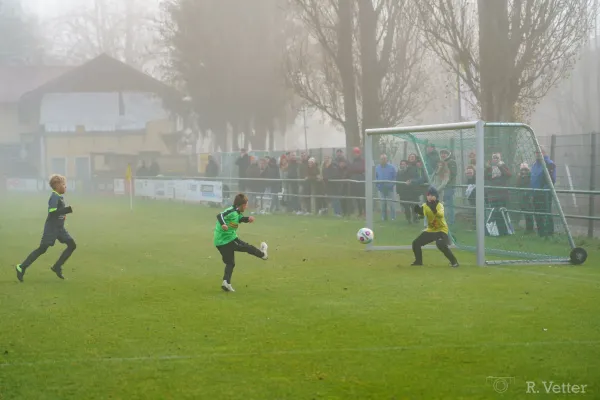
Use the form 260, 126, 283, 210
49, 174, 66, 190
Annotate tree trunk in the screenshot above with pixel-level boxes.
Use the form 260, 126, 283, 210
249, 118, 267, 151
240, 120, 248, 150
212, 121, 227, 153
357, 0, 381, 133
338, 0, 361, 148
267, 119, 275, 151
477, 0, 516, 122
478, 0, 519, 162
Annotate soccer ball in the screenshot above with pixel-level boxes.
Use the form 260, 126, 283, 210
357, 227, 374, 244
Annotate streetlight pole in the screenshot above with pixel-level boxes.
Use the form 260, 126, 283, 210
303, 107, 308, 151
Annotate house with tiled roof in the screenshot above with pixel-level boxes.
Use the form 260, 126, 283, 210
0, 65, 72, 177
5, 53, 186, 187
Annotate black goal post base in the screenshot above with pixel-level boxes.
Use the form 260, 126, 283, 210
570, 247, 588, 265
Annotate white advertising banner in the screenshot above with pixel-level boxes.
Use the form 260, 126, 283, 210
6, 178, 78, 192
113, 178, 223, 203
113, 178, 125, 195
6, 178, 41, 192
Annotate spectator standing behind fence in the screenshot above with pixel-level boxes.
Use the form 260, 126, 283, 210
465, 165, 476, 228
336, 157, 351, 216
515, 162, 534, 232
279, 155, 289, 209
430, 160, 450, 203
439, 149, 457, 225
259, 158, 271, 211
246, 157, 260, 207
137, 161, 149, 177
149, 160, 161, 177
465, 165, 476, 207
468, 151, 476, 167
206, 155, 219, 179
411, 159, 429, 197
484, 152, 512, 236
406, 154, 424, 222
305, 157, 323, 214
531, 147, 556, 237
236, 149, 250, 191
299, 152, 310, 214
425, 144, 440, 175
322, 155, 341, 216
375, 154, 397, 221
262, 157, 280, 213
335, 149, 345, 163
287, 152, 300, 213
396, 160, 417, 224
348, 147, 366, 217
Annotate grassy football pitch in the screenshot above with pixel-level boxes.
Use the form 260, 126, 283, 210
1, 194, 599, 399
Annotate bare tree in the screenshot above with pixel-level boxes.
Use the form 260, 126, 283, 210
357, 0, 430, 128
0, 2, 44, 65
47, 0, 157, 72
286, 0, 430, 147
160, 0, 295, 152
418, 0, 597, 121
285, 0, 361, 148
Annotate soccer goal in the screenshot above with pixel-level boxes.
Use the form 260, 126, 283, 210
364, 121, 588, 266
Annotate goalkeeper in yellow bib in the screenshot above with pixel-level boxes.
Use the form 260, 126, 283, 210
412, 186, 459, 267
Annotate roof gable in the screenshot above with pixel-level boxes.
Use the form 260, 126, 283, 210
20, 54, 181, 103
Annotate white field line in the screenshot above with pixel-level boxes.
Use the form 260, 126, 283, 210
1, 340, 599, 368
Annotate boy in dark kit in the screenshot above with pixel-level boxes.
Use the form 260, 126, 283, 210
411, 186, 459, 267
15, 174, 76, 282
215, 193, 268, 292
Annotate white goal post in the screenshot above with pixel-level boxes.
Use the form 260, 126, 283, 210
364, 121, 580, 267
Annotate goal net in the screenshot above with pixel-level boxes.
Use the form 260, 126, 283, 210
364, 121, 584, 266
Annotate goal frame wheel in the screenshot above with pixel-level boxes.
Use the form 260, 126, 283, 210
570, 247, 588, 265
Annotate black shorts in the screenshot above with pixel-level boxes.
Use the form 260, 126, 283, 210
216, 238, 261, 264
414, 231, 450, 246
41, 227, 73, 247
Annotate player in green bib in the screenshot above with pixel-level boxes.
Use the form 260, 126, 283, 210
214, 193, 268, 292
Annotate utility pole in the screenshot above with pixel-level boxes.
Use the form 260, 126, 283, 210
124, 0, 134, 65
303, 107, 308, 151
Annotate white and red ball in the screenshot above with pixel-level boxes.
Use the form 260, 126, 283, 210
357, 227, 374, 244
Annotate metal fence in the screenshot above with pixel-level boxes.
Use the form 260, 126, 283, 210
122, 175, 599, 239
538, 133, 599, 237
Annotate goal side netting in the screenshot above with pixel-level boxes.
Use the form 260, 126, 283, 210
364, 121, 583, 266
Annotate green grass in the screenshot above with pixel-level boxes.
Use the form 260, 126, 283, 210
0, 194, 599, 400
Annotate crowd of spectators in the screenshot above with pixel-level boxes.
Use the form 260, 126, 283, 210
208, 144, 558, 237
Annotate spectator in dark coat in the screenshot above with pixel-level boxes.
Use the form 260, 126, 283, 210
425, 144, 440, 175
322, 155, 341, 216
235, 149, 250, 191
396, 160, 418, 224
246, 156, 261, 207
348, 147, 366, 216
531, 147, 557, 237
205, 155, 219, 179
287, 152, 301, 212
515, 162, 534, 232
484, 152, 512, 236
267, 157, 281, 212
336, 157, 352, 217
439, 149, 458, 225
